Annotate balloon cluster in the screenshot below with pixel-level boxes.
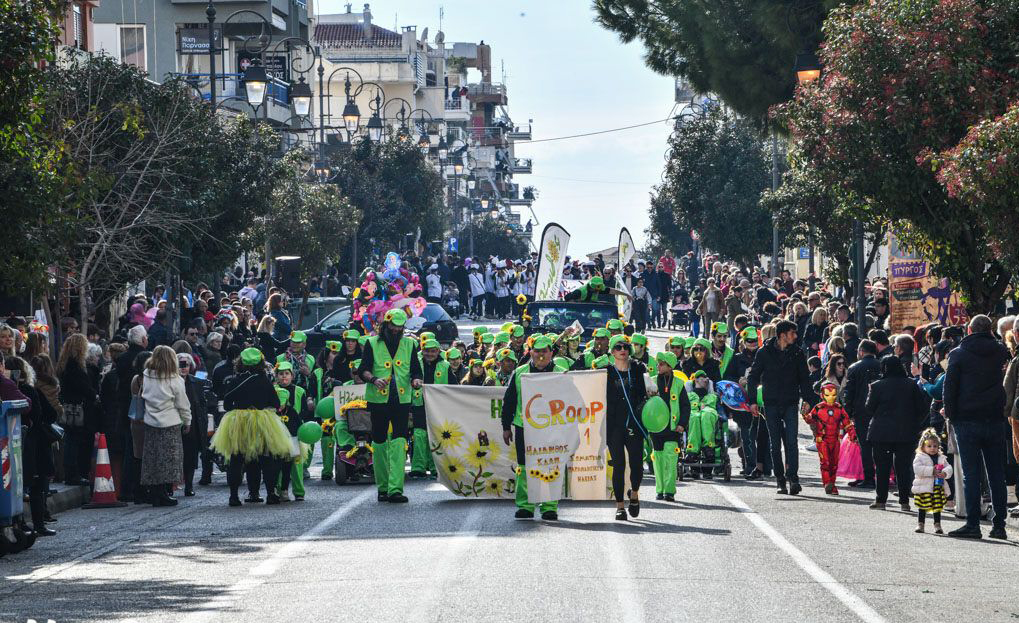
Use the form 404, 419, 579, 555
351, 252, 428, 333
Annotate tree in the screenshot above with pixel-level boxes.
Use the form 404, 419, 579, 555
650, 108, 773, 265
460, 218, 530, 261
328, 139, 446, 271
777, 0, 1019, 312
593, 0, 850, 120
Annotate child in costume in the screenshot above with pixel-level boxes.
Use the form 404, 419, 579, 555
462, 359, 488, 385
409, 338, 449, 478
630, 333, 649, 365
911, 428, 952, 534
210, 348, 293, 506
802, 382, 856, 495
651, 352, 691, 501
274, 362, 314, 501
684, 370, 719, 478
487, 348, 517, 387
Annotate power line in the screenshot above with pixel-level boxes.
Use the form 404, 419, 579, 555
529, 174, 657, 186
513, 117, 676, 144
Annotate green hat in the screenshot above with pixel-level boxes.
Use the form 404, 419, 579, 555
593, 328, 610, 339
497, 348, 518, 362
472, 326, 490, 336
545, 332, 558, 340
358, 336, 369, 346
469, 358, 483, 367
325, 340, 342, 352
446, 347, 462, 360
590, 276, 605, 290
592, 353, 612, 368
290, 330, 307, 343
656, 351, 678, 369
710, 321, 728, 335
481, 333, 495, 344
683, 336, 695, 349
668, 336, 685, 347
531, 336, 553, 350
384, 309, 408, 327
510, 324, 525, 338
494, 332, 510, 345
607, 318, 624, 331
691, 369, 707, 379
275, 361, 294, 372
693, 337, 712, 350
609, 335, 631, 351
631, 333, 648, 346
422, 339, 440, 350
500, 322, 515, 333
342, 329, 361, 340
240, 347, 263, 366
741, 326, 759, 341
420, 331, 436, 341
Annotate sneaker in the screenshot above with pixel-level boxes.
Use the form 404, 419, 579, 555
745, 469, 762, 481
198, 476, 212, 486
294, 495, 304, 502
915, 524, 924, 533
514, 508, 534, 519
847, 480, 863, 488
899, 502, 911, 513
869, 501, 886, 510
947, 525, 982, 539
229, 497, 242, 507
656, 493, 664, 500
265, 494, 281, 505
788, 482, 802, 496
664, 494, 675, 502
777, 482, 788, 495
830, 486, 839, 496
541, 510, 558, 521
244, 495, 263, 504
377, 491, 389, 502
408, 471, 426, 479
824, 483, 835, 495
858, 481, 876, 490
988, 526, 1007, 540
387, 493, 409, 503
615, 508, 627, 521
934, 523, 943, 535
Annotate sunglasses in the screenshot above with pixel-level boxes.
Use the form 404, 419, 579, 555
613, 344, 630, 351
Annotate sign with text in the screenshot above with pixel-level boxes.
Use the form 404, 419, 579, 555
178, 26, 221, 54
887, 234, 968, 331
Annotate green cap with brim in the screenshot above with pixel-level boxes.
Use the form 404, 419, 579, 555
592, 354, 612, 368
325, 340, 342, 352
290, 330, 307, 343
275, 361, 294, 372
469, 358, 483, 367
240, 347, 263, 366
684, 336, 696, 349
511, 325, 525, 337
384, 309, 408, 327
691, 369, 708, 379
741, 327, 759, 341
656, 352, 678, 369
497, 348, 518, 362
590, 276, 605, 290
446, 348, 462, 360
420, 332, 436, 342
422, 339, 440, 350
481, 333, 495, 344
711, 321, 728, 335
593, 328, 611, 339
631, 333, 648, 346
473, 326, 490, 336
609, 335, 631, 351
494, 332, 510, 345
669, 336, 685, 347
342, 329, 361, 340
607, 318, 624, 331
694, 337, 712, 350
531, 336, 553, 351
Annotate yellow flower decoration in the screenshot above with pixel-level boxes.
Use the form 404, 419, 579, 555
439, 456, 466, 480
394, 359, 403, 367
398, 387, 405, 395
527, 467, 561, 483
437, 420, 465, 449
486, 478, 506, 497
280, 415, 289, 423
464, 439, 501, 471
339, 400, 368, 414
383, 361, 392, 369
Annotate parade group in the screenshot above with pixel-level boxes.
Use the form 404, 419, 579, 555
2, 248, 1016, 540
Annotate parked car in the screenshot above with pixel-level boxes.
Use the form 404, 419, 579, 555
304, 303, 458, 356
286, 296, 350, 331
525, 301, 619, 340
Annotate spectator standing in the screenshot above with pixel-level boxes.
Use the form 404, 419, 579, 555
147, 310, 173, 349
943, 315, 1011, 540
140, 345, 191, 507
426, 264, 443, 303
697, 278, 722, 338
57, 334, 98, 486
266, 293, 292, 341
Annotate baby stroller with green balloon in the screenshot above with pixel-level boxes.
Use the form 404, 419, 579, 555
678, 377, 732, 482
332, 398, 375, 485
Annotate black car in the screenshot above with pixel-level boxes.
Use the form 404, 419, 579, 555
304, 303, 458, 356
526, 301, 619, 340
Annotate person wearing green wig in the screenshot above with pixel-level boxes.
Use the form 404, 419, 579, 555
355, 309, 423, 503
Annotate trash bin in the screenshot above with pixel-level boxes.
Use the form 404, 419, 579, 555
1, 399, 32, 555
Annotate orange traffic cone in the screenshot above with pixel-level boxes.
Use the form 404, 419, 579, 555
83, 433, 127, 508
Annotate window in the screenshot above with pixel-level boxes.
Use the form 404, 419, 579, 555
119, 25, 145, 69
321, 307, 352, 331
72, 4, 83, 48
420, 304, 451, 323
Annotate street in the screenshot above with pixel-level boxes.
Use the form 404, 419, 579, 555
2, 328, 1017, 623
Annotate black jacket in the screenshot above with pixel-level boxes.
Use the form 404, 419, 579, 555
746, 338, 815, 407
841, 354, 881, 421
864, 376, 930, 443
943, 332, 1011, 422
682, 356, 721, 383
115, 343, 146, 421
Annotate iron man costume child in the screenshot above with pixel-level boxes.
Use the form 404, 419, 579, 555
803, 383, 856, 495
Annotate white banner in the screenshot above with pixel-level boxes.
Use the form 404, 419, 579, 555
423, 385, 518, 498
534, 223, 570, 301
332, 384, 367, 418
521, 370, 607, 503
616, 227, 636, 321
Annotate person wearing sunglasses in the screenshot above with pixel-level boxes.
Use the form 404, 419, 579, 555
682, 338, 721, 384
604, 335, 649, 520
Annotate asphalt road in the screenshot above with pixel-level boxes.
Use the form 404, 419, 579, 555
2, 325, 1018, 623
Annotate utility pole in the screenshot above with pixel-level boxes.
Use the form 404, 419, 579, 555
854, 219, 866, 329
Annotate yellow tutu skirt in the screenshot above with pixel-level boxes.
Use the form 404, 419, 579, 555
210, 408, 293, 462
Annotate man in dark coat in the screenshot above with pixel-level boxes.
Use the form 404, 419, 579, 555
841, 339, 881, 489
943, 314, 1011, 540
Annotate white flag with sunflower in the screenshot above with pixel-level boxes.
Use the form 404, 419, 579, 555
424, 385, 518, 498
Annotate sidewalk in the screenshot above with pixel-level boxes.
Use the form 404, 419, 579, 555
21, 482, 92, 522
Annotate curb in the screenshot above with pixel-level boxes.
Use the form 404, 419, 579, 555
21, 484, 91, 522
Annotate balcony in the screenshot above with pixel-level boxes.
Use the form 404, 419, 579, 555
443, 97, 470, 122
510, 157, 532, 174
466, 82, 507, 105
506, 124, 531, 141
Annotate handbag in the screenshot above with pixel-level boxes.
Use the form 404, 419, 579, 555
60, 402, 86, 428
128, 377, 146, 422
43, 422, 65, 443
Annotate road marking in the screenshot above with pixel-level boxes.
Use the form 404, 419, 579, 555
405, 505, 484, 623
602, 523, 646, 623
183, 488, 375, 623
712, 485, 887, 623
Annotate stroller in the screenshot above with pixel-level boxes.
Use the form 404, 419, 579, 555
669, 304, 692, 331
442, 282, 462, 319
334, 406, 374, 485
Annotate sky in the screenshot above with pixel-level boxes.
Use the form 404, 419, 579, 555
318, 0, 676, 256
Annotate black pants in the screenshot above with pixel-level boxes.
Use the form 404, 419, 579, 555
369, 403, 410, 444
607, 424, 644, 502
227, 454, 281, 499
853, 417, 876, 484
62, 426, 93, 483
872, 441, 913, 503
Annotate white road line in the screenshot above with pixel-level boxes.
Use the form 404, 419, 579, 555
602, 524, 646, 623
405, 505, 484, 623
182, 488, 375, 623
712, 485, 887, 623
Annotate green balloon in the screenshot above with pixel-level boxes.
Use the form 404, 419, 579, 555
641, 396, 670, 434
298, 421, 323, 444
315, 396, 335, 421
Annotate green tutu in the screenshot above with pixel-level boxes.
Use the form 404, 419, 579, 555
211, 408, 293, 462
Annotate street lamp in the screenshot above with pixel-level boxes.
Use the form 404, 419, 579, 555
290, 76, 312, 117
794, 49, 822, 84
437, 135, 448, 160
341, 74, 361, 134
242, 60, 268, 107
480, 196, 489, 210
366, 111, 384, 142
453, 154, 464, 175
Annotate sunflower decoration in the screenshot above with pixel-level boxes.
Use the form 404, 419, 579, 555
339, 400, 367, 414
394, 358, 403, 368
383, 361, 392, 369
321, 418, 336, 436
436, 420, 466, 450
464, 438, 501, 470
439, 456, 467, 481
527, 467, 561, 483
485, 478, 507, 497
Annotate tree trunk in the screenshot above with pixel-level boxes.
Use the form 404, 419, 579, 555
79, 283, 89, 338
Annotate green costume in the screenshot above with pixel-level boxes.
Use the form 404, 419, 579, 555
274, 381, 308, 499
684, 380, 719, 455
651, 353, 687, 496
410, 340, 448, 476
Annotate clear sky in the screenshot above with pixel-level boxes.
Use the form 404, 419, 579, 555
317, 0, 676, 256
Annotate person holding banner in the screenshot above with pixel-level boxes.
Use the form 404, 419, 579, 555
605, 335, 650, 520
409, 338, 449, 479
651, 352, 690, 501
489, 348, 518, 386
572, 328, 611, 370
356, 309, 423, 504
500, 335, 563, 521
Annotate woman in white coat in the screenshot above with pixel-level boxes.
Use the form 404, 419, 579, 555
140, 345, 192, 506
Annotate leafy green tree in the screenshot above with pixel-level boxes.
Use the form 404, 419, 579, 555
593, 0, 850, 120
460, 218, 530, 261
777, 0, 1019, 312
651, 108, 773, 266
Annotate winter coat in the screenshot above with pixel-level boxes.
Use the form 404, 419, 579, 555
746, 337, 815, 407
141, 370, 191, 428
911, 451, 952, 496
864, 376, 930, 443
943, 332, 1010, 422
841, 354, 881, 421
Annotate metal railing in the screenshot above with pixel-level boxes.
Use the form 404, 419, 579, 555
467, 82, 506, 97
444, 98, 469, 112
510, 157, 532, 173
